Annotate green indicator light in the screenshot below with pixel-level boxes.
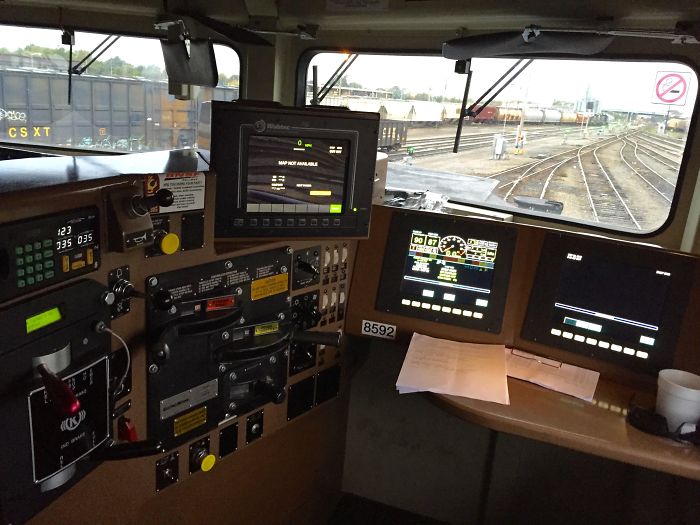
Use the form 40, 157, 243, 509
353, 207, 358, 212
329, 204, 343, 214
297, 139, 302, 146
26, 306, 62, 334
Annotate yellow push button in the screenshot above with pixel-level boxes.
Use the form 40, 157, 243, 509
200, 454, 216, 472
158, 232, 180, 255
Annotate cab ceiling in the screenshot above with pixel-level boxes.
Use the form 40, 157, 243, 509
1, 0, 699, 35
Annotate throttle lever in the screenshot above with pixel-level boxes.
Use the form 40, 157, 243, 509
91, 439, 165, 461
36, 363, 81, 417
291, 329, 343, 347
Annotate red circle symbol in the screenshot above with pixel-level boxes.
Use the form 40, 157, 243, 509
655, 73, 688, 104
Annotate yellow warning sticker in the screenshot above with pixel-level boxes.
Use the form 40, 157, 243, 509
174, 406, 207, 437
251, 273, 289, 301
254, 322, 280, 336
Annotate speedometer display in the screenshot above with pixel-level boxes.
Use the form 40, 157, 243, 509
438, 235, 467, 257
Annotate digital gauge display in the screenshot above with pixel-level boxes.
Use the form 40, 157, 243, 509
376, 211, 517, 333
399, 230, 498, 318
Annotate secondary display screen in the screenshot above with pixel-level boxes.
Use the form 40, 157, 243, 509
400, 230, 498, 316
553, 255, 671, 347
245, 135, 349, 214
376, 211, 517, 333
26, 306, 62, 334
521, 233, 695, 373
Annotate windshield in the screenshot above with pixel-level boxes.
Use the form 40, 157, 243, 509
306, 53, 697, 234
0, 25, 239, 152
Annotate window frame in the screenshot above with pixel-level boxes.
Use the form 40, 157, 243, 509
296, 47, 700, 238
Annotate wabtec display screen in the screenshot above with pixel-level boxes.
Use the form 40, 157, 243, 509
521, 233, 695, 373
245, 135, 349, 214
376, 211, 517, 333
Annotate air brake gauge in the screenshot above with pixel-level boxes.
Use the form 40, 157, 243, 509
438, 235, 467, 257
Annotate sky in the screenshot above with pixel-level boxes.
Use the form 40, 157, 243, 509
309, 53, 698, 117
0, 26, 240, 76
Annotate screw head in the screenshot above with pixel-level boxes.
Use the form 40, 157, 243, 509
280, 266, 288, 273
148, 276, 159, 288
218, 364, 227, 374
221, 331, 230, 341
235, 287, 243, 296
148, 364, 159, 374
286, 247, 293, 254
228, 402, 237, 411
224, 260, 233, 270
269, 355, 277, 364
278, 312, 285, 320
169, 305, 177, 315
228, 371, 237, 381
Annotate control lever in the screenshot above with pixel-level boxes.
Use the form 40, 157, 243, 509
130, 188, 174, 216
296, 258, 319, 276
91, 439, 165, 461
36, 363, 81, 416
291, 329, 343, 347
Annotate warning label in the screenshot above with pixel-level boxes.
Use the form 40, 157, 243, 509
144, 172, 206, 213
174, 406, 207, 437
250, 273, 289, 301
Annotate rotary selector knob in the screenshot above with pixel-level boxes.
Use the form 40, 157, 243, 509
153, 290, 174, 311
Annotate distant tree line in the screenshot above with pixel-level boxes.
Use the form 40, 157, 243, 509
2, 45, 239, 87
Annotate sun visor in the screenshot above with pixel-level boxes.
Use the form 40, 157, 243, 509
161, 39, 218, 87
443, 31, 615, 59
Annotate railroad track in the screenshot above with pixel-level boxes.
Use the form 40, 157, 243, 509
386, 126, 594, 161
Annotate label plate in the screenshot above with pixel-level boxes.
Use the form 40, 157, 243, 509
361, 320, 397, 340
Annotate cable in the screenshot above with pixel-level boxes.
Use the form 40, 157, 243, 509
95, 322, 131, 398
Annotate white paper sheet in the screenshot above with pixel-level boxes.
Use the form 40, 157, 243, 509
396, 334, 510, 405
505, 348, 600, 402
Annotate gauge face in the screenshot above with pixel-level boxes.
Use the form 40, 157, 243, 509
438, 235, 467, 257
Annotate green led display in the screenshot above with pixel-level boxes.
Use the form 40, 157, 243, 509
330, 204, 343, 214
26, 306, 62, 334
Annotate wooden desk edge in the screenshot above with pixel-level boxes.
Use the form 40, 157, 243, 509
429, 379, 700, 481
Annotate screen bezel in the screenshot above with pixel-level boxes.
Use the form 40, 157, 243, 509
375, 210, 518, 333
210, 102, 380, 239
238, 125, 358, 213
521, 232, 696, 374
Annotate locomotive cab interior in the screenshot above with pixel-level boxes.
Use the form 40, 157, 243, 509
1, 1, 700, 524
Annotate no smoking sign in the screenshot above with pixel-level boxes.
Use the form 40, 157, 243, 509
652, 71, 691, 106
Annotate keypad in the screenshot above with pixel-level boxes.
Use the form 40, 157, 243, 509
13, 239, 56, 288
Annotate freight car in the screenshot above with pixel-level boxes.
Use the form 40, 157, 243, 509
472, 105, 608, 126
0, 67, 238, 151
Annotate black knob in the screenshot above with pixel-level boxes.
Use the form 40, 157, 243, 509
296, 258, 319, 276
153, 290, 174, 311
131, 189, 175, 216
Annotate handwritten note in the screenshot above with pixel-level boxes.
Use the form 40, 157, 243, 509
505, 349, 599, 402
396, 334, 510, 405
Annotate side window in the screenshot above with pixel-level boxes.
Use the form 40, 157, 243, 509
306, 53, 697, 234
0, 25, 240, 151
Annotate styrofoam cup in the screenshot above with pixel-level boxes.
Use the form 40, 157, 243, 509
656, 369, 700, 431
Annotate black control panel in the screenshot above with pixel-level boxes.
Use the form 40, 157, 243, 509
0, 279, 111, 525
145, 248, 292, 449
0, 207, 100, 302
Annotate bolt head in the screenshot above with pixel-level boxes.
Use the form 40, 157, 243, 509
221, 331, 230, 341
269, 355, 277, 364
224, 260, 233, 270
148, 364, 159, 374
229, 371, 238, 381
148, 276, 159, 288
218, 364, 227, 373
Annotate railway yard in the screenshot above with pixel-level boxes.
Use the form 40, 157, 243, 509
387, 124, 685, 231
